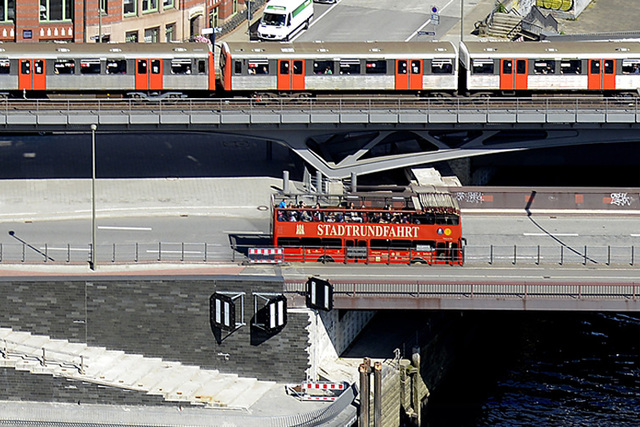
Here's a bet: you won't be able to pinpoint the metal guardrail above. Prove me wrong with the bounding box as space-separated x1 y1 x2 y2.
1 337 85 374
0 242 638 267
284 280 640 301
0 96 639 121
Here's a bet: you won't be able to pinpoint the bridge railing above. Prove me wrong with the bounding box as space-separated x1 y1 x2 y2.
0 242 637 267
0 97 638 117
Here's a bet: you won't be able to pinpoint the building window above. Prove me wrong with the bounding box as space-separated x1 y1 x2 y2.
124 0 136 16
0 0 15 22
163 0 173 8
165 23 175 42
125 30 138 42
100 0 108 15
40 0 73 21
232 0 238 14
142 0 158 13
209 7 219 28
144 26 159 42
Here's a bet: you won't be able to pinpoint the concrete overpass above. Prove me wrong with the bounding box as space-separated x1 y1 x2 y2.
3 97 640 179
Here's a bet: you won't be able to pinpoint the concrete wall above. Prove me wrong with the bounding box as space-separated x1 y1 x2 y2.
0 277 310 383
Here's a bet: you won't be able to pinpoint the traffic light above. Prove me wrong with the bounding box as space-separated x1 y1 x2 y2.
306 277 333 311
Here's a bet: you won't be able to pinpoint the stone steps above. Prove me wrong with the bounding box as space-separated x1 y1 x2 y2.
0 327 275 409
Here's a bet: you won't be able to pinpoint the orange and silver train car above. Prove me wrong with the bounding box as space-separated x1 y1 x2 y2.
460 41 640 94
219 41 458 95
0 42 215 97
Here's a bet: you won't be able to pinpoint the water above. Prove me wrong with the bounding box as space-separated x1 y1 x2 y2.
426 312 640 426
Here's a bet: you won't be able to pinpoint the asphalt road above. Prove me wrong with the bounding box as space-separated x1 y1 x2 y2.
2 213 639 266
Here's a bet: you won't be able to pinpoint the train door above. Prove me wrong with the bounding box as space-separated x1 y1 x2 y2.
135 58 163 91
588 59 616 90
277 59 305 91
500 58 528 90
395 59 423 90
345 239 368 263
18 59 46 91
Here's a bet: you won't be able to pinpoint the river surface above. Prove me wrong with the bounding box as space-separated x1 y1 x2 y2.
426 312 640 426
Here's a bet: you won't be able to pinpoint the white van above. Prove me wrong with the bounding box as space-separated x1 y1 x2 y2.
257 0 313 41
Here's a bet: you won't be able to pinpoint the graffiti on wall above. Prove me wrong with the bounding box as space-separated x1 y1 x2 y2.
537 0 573 11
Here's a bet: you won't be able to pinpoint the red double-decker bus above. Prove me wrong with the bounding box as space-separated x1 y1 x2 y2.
272 192 464 265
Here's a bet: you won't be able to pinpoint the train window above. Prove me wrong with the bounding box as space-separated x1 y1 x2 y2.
516 59 527 74
365 60 387 74
533 60 555 74
397 60 407 75
293 60 303 75
314 61 334 75
171 59 192 74
34 60 44 75
280 61 290 75
54 60 75 74
20 60 30 75
472 59 494 74
151 60 161 74
431 59 453 74
0 60 9 75
590 60 600 74
339 59 360 75
622 59 640 74
80 59 101 74
604 60 614 74
560 59 581 74
197 60 206 74
106 60 127 75
502 60 512 75
248 61 269 74
411 60 421 74
137 60 147 74
234 60 242 74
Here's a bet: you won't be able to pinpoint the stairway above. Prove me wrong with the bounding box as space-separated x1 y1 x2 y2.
486 12 523 39
0 327 276 409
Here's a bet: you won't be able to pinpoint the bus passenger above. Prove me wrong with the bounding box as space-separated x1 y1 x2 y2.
301 210 312 222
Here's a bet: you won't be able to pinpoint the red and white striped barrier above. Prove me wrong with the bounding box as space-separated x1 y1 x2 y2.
302 382 347 391
248 248 284 264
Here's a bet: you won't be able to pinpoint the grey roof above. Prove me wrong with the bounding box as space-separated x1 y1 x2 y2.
463 40 640 57
0 42 212 59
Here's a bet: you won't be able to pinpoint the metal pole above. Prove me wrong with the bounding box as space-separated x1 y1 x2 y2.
98 0 102 42
460 0 464 42
373 362 382 427
90 124 97 270
359 362 370 427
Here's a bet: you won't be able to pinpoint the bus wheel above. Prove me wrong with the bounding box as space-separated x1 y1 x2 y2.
317 256 334 264
410 258 426 265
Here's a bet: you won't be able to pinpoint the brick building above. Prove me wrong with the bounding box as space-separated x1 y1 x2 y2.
0 0 248 43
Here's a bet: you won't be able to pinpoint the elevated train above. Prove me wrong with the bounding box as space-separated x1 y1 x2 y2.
1 39 640 98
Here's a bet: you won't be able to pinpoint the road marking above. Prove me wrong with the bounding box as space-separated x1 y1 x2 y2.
523 233 578 237
631 234 640 237
406 0 455 42
98 226 152 231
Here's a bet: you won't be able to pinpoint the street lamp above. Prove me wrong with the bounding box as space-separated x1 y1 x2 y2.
460 0 464 42
90 124 97 270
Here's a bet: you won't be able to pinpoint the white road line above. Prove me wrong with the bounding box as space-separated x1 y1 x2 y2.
98 226 152 231
405 0 455 42
523 233 579 237
631 234 640 237
290 1 339 42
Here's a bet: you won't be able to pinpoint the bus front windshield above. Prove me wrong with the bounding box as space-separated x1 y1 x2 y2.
262 13 286 26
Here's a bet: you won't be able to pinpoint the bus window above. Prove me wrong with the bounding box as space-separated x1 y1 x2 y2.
322 238 342 248
390 240 411 249
301 238 321 248
370 239 390 250
413 213 435 224
413 240 435 251
277 237 300 247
